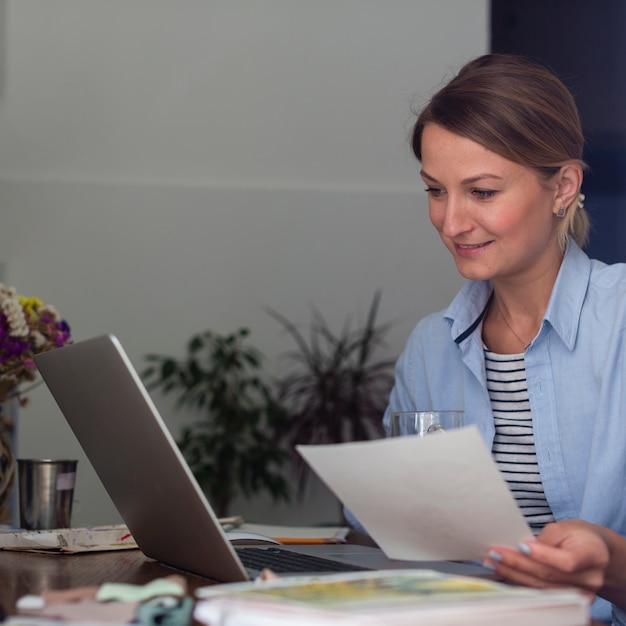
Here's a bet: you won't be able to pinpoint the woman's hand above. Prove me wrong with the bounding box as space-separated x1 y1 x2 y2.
483 520 610 601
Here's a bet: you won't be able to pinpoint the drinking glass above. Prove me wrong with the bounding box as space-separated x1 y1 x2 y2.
389 411 464 437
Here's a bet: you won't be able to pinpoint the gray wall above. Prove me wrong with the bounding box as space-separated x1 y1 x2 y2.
0 1 487 526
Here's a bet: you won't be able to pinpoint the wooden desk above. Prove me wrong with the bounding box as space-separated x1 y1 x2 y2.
0 548 211 620
0 533 375 619
0 546 602 625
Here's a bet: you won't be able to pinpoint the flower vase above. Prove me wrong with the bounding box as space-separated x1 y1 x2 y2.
0 281 73 523
0 427 16 525
0 396 17 525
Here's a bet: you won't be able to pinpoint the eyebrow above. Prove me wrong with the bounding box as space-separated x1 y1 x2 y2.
420 170 504 185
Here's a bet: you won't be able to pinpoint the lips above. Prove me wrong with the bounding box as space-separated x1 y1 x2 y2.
457 242 491 249
453 240 494 258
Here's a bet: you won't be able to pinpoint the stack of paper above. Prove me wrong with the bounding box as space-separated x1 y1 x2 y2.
194 569 590 626
0 524 138 553
237 523 350 544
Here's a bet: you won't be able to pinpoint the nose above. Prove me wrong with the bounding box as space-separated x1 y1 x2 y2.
432 194 471 238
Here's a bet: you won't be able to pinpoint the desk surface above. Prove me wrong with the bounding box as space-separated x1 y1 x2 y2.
0 548 211 619
0 546 601 625
0 529 375 619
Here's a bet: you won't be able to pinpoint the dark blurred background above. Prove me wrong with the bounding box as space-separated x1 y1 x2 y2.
491 0 626 263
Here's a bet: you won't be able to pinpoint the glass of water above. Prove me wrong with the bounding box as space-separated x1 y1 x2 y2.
389 411 464 437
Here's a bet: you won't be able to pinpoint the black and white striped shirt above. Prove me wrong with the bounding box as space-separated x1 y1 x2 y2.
485 349 555 532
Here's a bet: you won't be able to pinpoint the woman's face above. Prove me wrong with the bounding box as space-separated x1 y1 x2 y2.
420 123 562 284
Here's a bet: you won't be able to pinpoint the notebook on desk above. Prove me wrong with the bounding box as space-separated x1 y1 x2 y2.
33 334 489 583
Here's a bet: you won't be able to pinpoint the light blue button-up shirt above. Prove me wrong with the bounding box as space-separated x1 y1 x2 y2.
361 241 626 624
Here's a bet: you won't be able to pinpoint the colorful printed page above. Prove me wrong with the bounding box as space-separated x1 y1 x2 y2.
195 569 589 626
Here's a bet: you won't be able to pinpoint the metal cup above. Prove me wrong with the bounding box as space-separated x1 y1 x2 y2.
17 459 78 530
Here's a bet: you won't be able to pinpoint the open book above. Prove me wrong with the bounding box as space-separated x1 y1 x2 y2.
0 525 138 553
194 569 589 626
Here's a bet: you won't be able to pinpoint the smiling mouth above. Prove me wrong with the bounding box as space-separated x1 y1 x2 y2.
456 242 491 249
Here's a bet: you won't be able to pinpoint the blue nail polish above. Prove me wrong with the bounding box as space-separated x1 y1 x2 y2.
518 542 531 555
487 550 503 562
482 561 497 571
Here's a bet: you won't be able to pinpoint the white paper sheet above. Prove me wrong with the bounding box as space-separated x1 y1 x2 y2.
297 426 533 561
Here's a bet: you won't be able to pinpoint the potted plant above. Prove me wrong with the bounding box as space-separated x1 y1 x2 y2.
142 328 291 517
268 290 395 497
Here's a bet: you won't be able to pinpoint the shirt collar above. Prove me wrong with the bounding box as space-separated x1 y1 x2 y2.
444 240 591 349
543 240 591 350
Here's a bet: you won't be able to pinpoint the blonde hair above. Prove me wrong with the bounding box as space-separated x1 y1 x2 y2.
412 54 589 251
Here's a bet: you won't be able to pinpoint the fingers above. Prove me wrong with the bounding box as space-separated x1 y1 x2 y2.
483 549 552 589
517 540 604 574
483 542 605 595
483 545 558 589
256 568 279 582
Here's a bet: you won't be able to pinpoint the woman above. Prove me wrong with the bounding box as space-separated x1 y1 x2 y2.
376 53 626 623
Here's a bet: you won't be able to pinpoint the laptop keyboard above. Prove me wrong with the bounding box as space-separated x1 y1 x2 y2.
236 547 372 574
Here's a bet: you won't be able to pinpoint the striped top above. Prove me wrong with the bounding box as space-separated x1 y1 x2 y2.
485 349 555 532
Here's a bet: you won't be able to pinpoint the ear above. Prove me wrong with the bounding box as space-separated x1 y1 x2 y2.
553 164 583 215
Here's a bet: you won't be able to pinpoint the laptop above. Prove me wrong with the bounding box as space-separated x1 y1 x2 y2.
33 334 489 583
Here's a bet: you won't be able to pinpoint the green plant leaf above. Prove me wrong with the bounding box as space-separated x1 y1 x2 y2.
268 290 395 498
142 327 291 517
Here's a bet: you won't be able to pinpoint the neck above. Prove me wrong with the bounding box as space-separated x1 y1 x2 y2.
482 291 547 354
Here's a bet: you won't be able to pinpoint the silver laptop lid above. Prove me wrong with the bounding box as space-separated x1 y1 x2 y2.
34 334 249 582
34 335 493 583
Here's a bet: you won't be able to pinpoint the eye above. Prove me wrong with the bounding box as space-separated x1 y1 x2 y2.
472 189 496 200
424 186 445 198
